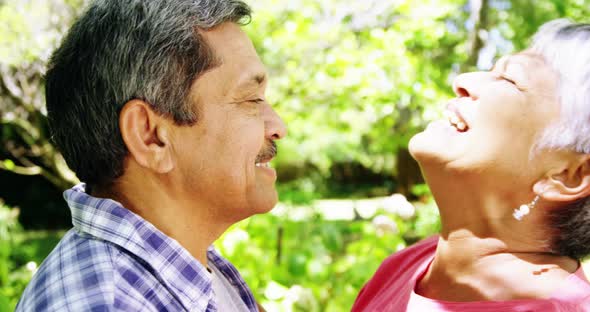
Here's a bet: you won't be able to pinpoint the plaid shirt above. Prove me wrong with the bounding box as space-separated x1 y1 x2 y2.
16 184 258 312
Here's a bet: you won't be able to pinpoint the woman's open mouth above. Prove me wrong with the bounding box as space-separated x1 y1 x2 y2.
444 104 470 133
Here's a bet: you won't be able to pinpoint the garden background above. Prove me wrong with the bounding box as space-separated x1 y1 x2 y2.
1 0 589 311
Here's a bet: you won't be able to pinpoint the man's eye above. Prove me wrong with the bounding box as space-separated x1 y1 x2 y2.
250 99 265 104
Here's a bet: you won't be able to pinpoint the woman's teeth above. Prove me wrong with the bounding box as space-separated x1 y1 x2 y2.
255 162 270 168
456 122 467 131
445 110 468 132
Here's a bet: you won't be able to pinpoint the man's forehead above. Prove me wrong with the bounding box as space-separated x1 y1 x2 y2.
193 23 266 98
201 22 258 59
214 56 267 96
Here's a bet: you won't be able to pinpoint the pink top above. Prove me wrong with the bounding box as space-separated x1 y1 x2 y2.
352 236 590 311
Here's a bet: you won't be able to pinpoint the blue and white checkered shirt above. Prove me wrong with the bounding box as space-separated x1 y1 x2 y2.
16 184 258 311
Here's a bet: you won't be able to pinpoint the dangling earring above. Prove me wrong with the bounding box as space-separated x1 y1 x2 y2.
513 195 541 221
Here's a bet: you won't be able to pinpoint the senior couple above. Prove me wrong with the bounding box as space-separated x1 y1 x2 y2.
16 0 590 311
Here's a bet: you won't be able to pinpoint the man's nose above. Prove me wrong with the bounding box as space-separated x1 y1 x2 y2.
263 104 287 140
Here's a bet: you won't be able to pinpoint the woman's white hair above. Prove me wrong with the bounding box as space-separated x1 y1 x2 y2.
532 19 590 153
530 19 590 260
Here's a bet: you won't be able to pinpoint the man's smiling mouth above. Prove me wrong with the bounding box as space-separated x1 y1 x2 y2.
255 140 277 168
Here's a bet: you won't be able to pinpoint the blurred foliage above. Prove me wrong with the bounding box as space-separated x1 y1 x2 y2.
0 201 64 311
247 0 464 179
1 0 590 311
0 202 23 312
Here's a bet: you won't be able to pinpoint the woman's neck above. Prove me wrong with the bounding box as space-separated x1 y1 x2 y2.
416 232 578 302
413 164 580 302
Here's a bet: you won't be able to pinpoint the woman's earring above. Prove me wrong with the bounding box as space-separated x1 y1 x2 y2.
513 195 541 221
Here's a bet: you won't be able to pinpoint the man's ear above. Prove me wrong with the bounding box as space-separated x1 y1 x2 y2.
119 100 174 174
534 155 590 202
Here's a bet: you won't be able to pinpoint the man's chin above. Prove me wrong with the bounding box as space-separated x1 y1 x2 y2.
247 190 278 214
256 197 279 214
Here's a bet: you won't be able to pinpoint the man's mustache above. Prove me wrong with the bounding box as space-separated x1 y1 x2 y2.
255 140 277 163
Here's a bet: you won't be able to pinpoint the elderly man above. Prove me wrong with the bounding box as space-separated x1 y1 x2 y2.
16 0 285 311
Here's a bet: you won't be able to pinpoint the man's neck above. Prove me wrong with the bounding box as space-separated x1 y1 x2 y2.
95 176 230 267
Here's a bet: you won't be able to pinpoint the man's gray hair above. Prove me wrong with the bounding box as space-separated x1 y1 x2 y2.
46 0 251 189
530 19 590 259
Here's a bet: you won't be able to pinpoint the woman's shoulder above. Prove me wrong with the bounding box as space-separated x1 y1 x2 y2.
374 235 438 280
385 235 439 263
549 267 590 311
351 235 439 311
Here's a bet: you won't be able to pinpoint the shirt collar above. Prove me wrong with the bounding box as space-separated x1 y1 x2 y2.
65 184 214 311
208 247 259 309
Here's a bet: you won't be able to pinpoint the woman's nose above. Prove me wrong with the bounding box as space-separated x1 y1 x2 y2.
452 72 482 100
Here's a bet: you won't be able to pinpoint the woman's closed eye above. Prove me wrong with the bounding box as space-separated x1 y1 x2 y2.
501 75 517 85
499 74 528 92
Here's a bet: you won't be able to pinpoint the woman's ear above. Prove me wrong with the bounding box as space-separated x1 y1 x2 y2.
534 155 590 202
119 99 174 174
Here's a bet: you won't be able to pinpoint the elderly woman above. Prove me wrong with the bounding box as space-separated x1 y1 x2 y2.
353 20 590 311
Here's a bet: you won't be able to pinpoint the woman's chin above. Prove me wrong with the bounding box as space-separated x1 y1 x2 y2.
409 132 444 163
408 133 424 158
409 132 462 170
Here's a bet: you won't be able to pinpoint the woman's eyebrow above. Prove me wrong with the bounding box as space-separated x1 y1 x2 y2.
491 56 510 71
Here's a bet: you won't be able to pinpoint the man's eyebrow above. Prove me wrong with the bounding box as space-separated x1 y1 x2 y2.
253 73 266 84
237 73 267 89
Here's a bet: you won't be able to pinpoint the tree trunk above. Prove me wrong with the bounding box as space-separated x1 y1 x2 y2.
461 0 490 72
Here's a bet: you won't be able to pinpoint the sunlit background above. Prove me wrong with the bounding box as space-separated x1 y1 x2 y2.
1 0 589 311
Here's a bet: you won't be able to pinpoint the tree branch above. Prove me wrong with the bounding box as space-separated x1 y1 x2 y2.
0 160 42 176
1 117 40 143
